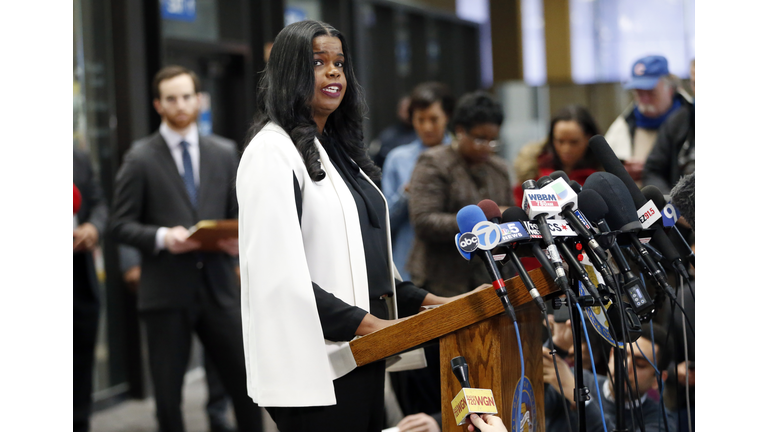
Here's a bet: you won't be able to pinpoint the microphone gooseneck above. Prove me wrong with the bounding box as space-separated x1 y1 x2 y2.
479 200 546 313
457 205 517 322
521 180 570 294
642 184 695 271
583 172 677 302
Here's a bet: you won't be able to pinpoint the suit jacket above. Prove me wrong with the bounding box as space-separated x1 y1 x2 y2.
109 131 240 311
74 149 108 301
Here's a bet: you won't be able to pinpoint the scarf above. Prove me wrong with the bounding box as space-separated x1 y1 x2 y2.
634 97 681 130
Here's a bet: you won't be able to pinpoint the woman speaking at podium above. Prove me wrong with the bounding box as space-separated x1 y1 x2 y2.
236 20 455 431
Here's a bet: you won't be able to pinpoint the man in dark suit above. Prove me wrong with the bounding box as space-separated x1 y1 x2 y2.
74 148 108 432
110 65 261 432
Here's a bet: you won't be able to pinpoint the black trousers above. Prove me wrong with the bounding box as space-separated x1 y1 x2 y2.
390 343 441 418
74 255 99 432
204 352 232 428
266 298 389 432
141 286 262 432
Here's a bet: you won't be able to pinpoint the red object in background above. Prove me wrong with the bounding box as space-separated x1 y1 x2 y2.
74 183 82 215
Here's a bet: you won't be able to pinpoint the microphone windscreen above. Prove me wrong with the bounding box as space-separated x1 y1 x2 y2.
477 199 502 222
578 189 609 224
641 185 668 223
501 206 530 223
642 184 685 262
569 180 582 193
74 183 82 215
588 135 646 209
550 170 570 183
457 205 488 234
583 172 641 232
670 173 695 230
536 175 553 188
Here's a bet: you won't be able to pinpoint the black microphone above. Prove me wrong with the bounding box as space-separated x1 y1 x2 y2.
569 179 582 194
537 174 623 299
582 172 677 301
521 180 570 293
479 200 546 313
642 185 695 269
579 188 655 317
589 135 688 277
501 207 558 282
449 356 499 426
451 356 472 389
547 171 609 263
670 172 695 231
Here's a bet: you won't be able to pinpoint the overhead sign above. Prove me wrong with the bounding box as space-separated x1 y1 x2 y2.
161 0 196 22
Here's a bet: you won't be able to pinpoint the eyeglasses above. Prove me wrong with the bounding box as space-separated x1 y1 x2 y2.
464 133 500 150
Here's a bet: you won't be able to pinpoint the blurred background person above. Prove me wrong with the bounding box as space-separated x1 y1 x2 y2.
382 82 454 281
513 104 602 205
408 89 512 296
390 90 510 423
118 245 236 432
371 94 418 168
604 55 692 184
73 149 108 432
543 323 676 432
109 65 261 432
643 58 695 195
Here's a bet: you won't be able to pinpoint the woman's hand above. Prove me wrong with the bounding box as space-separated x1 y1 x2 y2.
421 285 491 308
396 413 439 432
354 313 403 336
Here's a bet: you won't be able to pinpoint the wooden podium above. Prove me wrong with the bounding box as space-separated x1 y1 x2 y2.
350 268 561 431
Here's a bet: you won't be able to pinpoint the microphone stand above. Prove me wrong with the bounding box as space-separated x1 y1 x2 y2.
555 239 592 432
560 285 588 432
600 239 647 432
574 235 635 432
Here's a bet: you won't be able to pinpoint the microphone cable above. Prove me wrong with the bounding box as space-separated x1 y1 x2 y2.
615 272 645 432
543 311 575 432
574 300 608 432
562 286 611 432
678 276 693 432
632 247 695 336
513 319 525 432
634 323 672 432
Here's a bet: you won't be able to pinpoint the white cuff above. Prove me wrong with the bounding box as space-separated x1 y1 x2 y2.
155 227 169 253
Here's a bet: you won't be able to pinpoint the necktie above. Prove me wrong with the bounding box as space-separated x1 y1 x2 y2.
180 141 197 208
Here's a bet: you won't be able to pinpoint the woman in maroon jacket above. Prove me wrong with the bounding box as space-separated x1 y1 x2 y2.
513 104 603 204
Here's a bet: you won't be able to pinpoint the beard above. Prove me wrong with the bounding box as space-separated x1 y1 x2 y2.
165 107 199 131
636 103 660 117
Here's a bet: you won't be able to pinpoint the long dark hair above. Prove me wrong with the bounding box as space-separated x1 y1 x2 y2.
539 104 601 171
245 20 378 182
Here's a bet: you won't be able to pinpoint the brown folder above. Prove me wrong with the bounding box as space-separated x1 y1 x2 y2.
186 219 238 251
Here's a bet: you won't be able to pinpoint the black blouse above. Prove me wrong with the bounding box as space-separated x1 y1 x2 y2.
310 137 429 342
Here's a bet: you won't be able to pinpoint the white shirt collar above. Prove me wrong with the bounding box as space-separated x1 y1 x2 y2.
160 121 199 150
159 121 200 186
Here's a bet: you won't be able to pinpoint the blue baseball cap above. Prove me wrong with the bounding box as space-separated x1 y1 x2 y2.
624 55 669 90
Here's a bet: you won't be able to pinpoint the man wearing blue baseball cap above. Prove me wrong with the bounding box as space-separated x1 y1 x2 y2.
604 55 692 184
644 59 695 196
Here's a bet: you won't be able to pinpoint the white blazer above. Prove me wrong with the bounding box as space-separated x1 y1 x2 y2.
237 122 400 407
